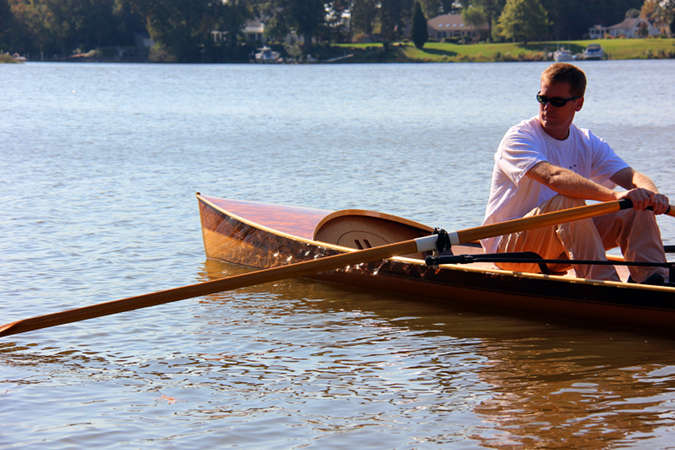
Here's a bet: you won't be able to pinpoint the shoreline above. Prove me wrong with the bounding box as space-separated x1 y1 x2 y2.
334 38 675 64
3 38 673 64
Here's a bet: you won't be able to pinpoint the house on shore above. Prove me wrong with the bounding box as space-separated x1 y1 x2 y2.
588 17 660 39
427 14 488 42
212 20 266 45
244 21 265 45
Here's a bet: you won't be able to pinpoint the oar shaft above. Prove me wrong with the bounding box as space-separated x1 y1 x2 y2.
454 200 628 244
0 238 424 337
456 201 675 243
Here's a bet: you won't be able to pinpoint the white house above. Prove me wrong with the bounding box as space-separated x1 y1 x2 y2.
244 21 265 44
212 20 266 44
589 17 660 39
588 25 606 39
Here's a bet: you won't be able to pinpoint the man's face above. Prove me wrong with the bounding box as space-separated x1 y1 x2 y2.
537 80 584 140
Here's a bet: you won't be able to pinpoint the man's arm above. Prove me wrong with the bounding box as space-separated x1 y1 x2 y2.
526 163 670 214
610 167 657 191
526 161 619 201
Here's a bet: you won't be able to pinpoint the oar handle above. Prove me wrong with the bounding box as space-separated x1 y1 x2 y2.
623 196 674 217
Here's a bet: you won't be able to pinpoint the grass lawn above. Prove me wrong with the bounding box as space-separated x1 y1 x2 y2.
332 38 675 63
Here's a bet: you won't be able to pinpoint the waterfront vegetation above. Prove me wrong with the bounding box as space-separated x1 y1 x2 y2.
331 38 675 62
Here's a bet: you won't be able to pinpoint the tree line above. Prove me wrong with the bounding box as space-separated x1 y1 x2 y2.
1 0 669 62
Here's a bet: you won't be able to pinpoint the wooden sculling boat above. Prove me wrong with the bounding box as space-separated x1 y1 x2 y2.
197 193 675 334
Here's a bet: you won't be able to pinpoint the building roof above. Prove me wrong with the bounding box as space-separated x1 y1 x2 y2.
244 21 264 34
607 17 644 30
427 14 488 31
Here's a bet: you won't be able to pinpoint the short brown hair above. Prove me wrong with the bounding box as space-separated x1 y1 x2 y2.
541 63 587 97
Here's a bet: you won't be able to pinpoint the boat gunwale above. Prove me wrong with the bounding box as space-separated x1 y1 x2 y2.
197 193 355 253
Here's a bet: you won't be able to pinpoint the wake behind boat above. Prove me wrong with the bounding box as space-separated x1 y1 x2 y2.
197 193 675 335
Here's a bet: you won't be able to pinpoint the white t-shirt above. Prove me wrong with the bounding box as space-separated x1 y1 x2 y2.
481 117 628 253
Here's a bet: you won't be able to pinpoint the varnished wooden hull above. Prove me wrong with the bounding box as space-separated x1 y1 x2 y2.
197 193 675 335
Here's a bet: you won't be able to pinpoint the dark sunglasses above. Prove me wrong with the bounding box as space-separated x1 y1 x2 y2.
536 92 580 107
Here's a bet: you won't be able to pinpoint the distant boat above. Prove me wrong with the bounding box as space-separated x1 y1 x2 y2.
254 46 281 63
324 53 354 63
553 48 575 62
10 53 26 62
582 44 605 60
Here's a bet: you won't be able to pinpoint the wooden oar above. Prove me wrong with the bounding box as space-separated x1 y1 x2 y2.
0 198 659 338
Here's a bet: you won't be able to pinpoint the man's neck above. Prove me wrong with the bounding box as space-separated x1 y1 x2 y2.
540 122 570 141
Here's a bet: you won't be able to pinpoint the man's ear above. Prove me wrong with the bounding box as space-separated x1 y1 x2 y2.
575 97 584 112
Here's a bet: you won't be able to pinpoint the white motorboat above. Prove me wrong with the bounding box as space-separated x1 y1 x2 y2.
553 48 575 61
582 44 605 60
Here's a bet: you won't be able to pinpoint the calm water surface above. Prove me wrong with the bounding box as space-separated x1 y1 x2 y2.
1 61 674 448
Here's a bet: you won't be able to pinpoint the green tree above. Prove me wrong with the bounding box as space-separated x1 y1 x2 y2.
1 0 14 50
658 0 674 35
9 0 54 58
380 0 399 50
380 0 413 50
257 0 291 43
112 0 146 46
128 0 228 61
324 0 350 43
641 0 660 18
351 0 378 37
540 0 642 40
468 0 505 41
80 0 124 48
539 0 582 40
497 0 549 44
213 0 249 57
45 0 120 53
642 0 674 35
440 0 456 13
411 1 428 48
462 5 487 35
256 0 325 53
287 0 325 52
420 0 441 17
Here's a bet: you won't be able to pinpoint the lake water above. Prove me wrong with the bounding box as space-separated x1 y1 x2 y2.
1 60 674 448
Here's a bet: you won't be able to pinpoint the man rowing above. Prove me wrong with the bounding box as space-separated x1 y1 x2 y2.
481 62 670 285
